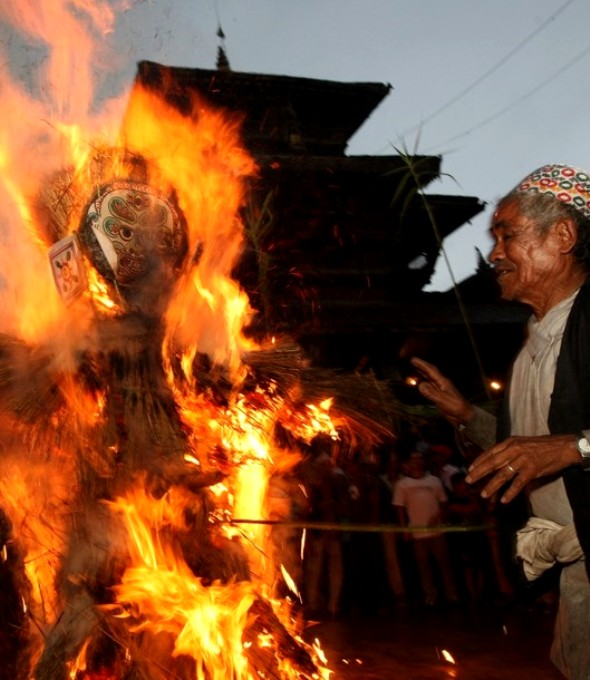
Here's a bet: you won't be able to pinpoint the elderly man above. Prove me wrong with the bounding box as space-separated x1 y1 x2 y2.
412 164 590 680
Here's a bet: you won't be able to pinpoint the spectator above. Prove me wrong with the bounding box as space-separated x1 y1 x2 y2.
341 448 384 615
377 445 407 608
429 442 466 494
300 435 350 619
447 471 498 605
393 439 459 607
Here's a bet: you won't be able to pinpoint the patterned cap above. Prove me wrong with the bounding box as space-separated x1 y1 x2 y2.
513 164 590 221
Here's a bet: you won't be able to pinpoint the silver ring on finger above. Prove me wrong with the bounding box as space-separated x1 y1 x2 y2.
506 464 516 475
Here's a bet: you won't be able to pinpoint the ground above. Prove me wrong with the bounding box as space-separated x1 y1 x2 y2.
304 601 563 680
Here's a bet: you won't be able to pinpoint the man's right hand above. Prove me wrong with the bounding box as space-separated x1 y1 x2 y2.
410 357 474 428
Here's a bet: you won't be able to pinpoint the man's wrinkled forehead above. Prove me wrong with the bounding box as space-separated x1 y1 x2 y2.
489 198 523 236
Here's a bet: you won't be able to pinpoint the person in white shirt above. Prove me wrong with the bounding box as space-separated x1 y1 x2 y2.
393 442 458 607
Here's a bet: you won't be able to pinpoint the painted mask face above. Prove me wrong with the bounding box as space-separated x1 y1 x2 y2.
81 181 187 286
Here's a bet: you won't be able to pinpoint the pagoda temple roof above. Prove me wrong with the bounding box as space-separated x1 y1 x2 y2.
129 61 520 393
136 60 391 156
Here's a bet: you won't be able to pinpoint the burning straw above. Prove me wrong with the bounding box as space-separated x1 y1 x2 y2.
0 4 396 679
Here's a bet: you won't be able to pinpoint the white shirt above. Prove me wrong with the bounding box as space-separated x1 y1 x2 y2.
393 473 447 540
510 289 579 526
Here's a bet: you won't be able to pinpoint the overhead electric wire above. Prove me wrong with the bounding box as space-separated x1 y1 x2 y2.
426 41 590 153
415 30 590 390
392 0 576 147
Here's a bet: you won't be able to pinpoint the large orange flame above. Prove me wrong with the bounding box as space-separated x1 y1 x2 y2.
0 3 337 678
116 82 259 375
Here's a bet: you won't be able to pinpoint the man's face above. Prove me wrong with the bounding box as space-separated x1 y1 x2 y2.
406 451 425 479
489 199 564 307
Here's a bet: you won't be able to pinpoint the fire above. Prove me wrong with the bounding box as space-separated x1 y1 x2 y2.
286 398 341 444
280 564 302 601
0 3 338 678
120 83 259 375
441 649 455 663
0 427 75 637
105 485 259 680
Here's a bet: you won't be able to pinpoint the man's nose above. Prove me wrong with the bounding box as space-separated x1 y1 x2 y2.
489 241 503 263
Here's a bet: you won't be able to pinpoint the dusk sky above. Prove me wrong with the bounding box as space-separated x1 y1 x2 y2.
3 0 590 290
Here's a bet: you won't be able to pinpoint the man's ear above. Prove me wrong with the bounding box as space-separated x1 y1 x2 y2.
554 217 578 254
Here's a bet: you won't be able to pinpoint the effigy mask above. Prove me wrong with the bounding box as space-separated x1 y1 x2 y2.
80 180 187 287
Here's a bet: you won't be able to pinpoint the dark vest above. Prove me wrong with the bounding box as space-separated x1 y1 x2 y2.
547 279 590 578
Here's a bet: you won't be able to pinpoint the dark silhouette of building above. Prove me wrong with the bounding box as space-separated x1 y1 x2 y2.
132 61 527 404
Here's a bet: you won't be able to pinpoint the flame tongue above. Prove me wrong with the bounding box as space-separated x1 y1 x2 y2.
0 3 335 678
106 485 257 680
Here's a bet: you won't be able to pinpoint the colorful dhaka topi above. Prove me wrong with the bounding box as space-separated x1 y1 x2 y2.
512 164 590 221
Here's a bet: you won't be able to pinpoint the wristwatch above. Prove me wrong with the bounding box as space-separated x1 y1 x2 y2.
576 430 590 470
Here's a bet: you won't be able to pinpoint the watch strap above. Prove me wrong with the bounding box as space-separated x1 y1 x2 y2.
578 430 590 470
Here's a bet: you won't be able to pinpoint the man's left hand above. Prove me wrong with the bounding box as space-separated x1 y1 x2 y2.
466 434 580 503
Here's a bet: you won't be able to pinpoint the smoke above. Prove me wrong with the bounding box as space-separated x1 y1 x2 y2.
0 2 134 356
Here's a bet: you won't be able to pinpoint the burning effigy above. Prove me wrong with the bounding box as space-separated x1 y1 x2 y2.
0 137 331 678
0 3 395 679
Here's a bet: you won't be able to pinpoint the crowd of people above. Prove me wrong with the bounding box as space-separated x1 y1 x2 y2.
270 425 523 621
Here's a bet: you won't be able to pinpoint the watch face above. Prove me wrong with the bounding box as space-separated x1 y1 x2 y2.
578 437 590 455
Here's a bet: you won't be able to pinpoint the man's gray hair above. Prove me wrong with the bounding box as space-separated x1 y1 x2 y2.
499 191 590 269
